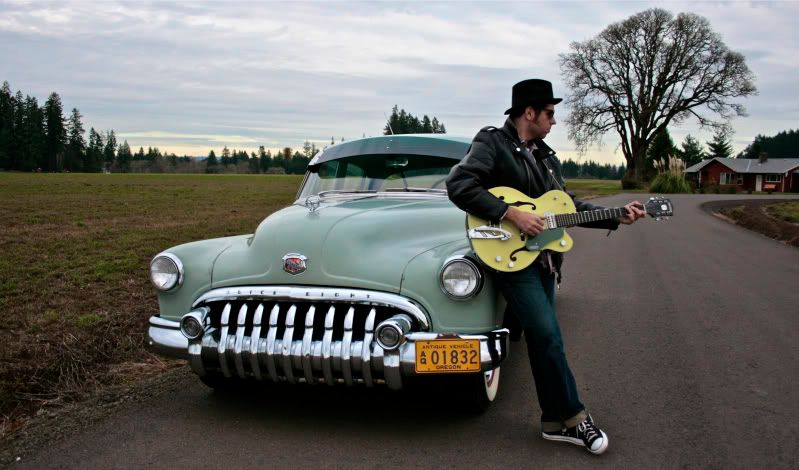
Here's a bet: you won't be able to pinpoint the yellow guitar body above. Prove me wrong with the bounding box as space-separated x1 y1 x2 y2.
466 187 575 273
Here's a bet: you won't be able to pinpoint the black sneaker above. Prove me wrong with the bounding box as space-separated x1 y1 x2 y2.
542 415 609 455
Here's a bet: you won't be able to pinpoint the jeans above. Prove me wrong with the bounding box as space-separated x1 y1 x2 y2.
496 263 585 424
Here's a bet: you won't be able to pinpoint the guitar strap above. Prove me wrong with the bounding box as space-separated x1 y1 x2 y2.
537 151 565 192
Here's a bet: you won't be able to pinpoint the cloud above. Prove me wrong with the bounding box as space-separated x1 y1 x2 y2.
1 1 797 162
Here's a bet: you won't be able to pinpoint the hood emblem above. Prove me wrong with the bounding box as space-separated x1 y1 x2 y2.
282 253 307 275
305 196 321 212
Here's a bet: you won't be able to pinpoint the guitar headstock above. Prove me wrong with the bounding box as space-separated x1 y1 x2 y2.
644 196 673 219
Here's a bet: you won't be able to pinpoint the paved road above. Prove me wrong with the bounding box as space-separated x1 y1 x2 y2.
15 194 799 469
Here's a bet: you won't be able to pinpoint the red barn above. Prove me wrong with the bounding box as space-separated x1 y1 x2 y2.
685 156 799 193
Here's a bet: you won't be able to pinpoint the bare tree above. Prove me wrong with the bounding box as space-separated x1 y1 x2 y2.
560 8 756 187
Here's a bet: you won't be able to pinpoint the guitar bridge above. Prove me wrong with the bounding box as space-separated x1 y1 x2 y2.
467 225 512 241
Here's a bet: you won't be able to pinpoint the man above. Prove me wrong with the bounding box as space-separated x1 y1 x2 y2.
446 79 645 455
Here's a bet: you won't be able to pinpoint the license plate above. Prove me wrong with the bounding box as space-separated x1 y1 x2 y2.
415 339 481 373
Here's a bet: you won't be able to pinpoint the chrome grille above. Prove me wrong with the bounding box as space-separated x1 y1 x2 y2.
188 296 421 387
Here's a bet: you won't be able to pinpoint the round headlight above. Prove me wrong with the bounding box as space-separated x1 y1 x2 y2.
440 257 483 300
150 253 183 292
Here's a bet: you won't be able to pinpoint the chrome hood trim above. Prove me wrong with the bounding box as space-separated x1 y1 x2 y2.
191 285 430 330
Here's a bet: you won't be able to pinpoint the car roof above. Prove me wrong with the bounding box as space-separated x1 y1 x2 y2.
309 134 472 167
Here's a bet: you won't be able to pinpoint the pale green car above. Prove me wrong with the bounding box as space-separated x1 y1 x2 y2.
146 134 509 409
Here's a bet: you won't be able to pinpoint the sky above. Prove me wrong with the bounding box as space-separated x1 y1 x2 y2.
1 0 797 164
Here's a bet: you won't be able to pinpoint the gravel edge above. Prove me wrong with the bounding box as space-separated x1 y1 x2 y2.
0 366 193 468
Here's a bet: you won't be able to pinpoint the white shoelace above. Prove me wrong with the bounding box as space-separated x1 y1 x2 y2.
578 420 599 442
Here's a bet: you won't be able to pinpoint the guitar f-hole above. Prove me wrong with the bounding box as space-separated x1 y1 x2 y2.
510 247 527 259
498 195 536 210
509 201 536 209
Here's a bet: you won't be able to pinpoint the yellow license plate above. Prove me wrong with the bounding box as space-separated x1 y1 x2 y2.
415 339 481 373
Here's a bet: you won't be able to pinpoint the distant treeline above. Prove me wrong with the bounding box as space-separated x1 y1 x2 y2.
0 81 324 174
0 81 623 178
383 105 446 135
738 129 799 159
560 158 626 180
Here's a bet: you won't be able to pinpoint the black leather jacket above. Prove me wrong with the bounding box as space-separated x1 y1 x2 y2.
446 118 620 231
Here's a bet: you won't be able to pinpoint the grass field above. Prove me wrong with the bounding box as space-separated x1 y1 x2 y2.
767 201 799 224
0 173 302 434
0 173 622 435
562 178 626 199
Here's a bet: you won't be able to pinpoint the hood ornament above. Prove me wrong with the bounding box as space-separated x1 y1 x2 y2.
282 253 307 275
305 195 321 212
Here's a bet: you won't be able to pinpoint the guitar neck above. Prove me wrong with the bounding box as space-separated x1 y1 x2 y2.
553 207 628 228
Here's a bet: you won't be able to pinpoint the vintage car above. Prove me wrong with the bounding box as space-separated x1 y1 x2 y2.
146 134 509 409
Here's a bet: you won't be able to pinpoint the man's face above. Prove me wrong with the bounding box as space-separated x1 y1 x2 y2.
527 105 556 140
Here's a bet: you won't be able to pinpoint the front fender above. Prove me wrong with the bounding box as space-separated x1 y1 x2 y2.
400 239 505 333
154 235 248 319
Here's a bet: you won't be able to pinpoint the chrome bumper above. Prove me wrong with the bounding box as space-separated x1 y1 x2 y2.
147 315 508 390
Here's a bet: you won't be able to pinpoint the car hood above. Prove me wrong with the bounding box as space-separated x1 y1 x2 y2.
211 196 466 293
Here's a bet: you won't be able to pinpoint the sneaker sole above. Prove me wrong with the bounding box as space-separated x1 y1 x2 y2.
541 431 609 455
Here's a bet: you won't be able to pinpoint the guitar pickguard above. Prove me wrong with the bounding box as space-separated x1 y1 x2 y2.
511 227 567 259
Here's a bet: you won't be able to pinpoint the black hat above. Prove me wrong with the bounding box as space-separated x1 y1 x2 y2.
504 79 562 115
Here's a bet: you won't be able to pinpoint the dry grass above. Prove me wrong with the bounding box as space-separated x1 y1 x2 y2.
766 201 799 224
563 178 628 199
720 202 799 247
0 173 301 436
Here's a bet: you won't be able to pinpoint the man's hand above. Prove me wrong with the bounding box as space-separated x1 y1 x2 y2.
505 206 545 235
619 201 646 225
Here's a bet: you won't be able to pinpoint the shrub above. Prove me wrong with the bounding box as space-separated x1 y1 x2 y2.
650 173 693 193
650 156 693 193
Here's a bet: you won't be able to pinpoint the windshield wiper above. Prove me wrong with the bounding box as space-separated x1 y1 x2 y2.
317 189 378 197
383 187 447 193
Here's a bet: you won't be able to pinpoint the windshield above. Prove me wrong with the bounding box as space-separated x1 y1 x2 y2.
298 154 456 198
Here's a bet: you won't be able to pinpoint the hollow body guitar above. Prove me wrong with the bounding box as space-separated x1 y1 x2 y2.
466 187 672 273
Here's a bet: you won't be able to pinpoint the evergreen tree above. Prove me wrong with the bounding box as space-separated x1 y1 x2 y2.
646 128 677 180
281 147 293 172
64 108 85 171
0 82 16 169
258 146 271 172
678 135 705 167
205 149 218 173
706 129 733 159
116 140 132 172
103 129 117 166
422 115 433 133
221 146 231 166
248 153 260 173
561 159 579 178
85 128 104 172
134 146 145 160
432 117 446 134
20 95 46 171
289 152 310 174
44 92 66 171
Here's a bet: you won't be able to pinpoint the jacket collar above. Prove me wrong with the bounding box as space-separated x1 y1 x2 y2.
500 118 556 159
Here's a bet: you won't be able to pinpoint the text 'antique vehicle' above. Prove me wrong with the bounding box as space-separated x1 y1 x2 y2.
146 134 509 410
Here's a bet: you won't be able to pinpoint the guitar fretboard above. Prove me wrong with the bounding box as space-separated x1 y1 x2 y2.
554 207 628 228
